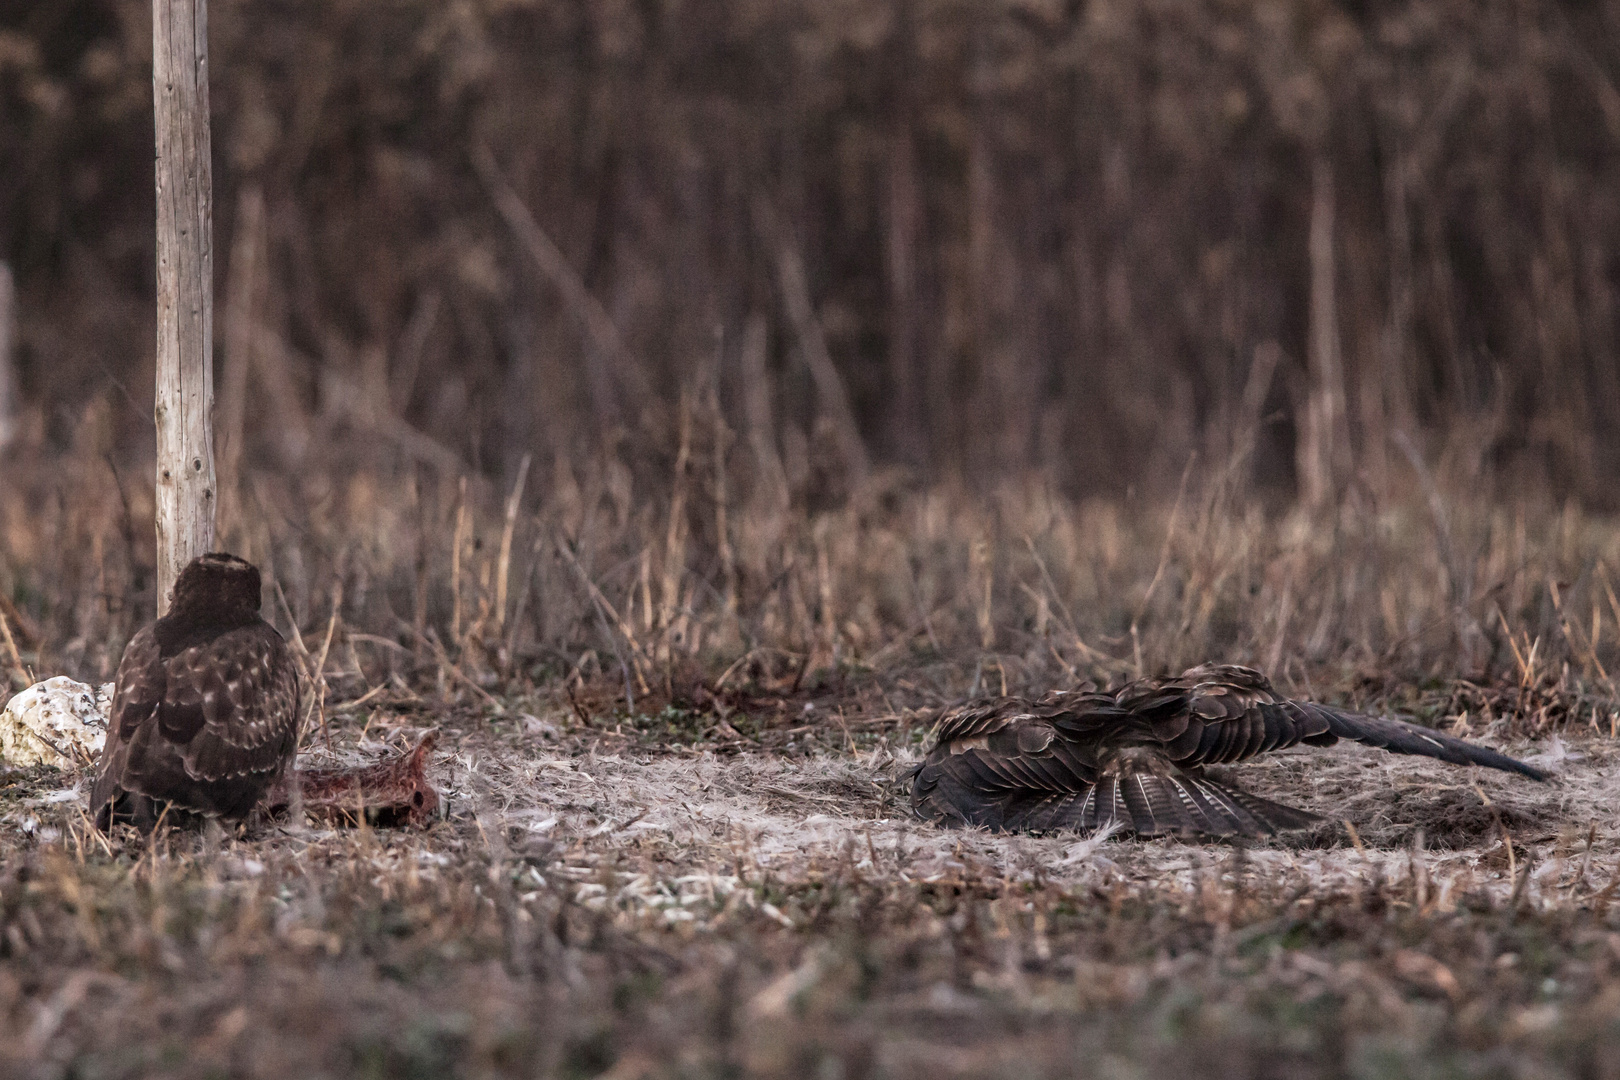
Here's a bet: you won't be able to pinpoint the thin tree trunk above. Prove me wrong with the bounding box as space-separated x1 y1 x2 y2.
740 312 788 512
967 45 999 468
755 199 870 485
153 0 216 612
219 182 263 541
885 8 924 468
0 262 14 450
1374 141 1417 495
886 117 923 467
1299 154 1349 508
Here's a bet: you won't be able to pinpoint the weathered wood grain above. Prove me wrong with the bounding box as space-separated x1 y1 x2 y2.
153 0 216 613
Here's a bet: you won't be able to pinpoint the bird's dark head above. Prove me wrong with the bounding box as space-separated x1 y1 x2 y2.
168 552 263 623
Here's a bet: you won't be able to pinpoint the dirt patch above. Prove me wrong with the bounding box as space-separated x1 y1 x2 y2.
0 698 1617 1079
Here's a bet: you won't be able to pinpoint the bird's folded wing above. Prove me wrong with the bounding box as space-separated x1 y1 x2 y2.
89 626 163 816
160 624 301 782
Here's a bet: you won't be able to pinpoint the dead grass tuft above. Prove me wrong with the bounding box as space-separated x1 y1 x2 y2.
5 443 1620 1075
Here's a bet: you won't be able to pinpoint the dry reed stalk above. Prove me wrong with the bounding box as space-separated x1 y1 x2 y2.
660 389 693 654
451 476 468 648
637 548 654 635
1022 537 1104 667
972 537 994 652
306 582 343 750
474 557 494 641
1230 343 1281 481
785 548 814 658
503 531 544 670
271 579 312 666
1549 577 1616 698
0 607 24 685
710 361 740 648
411 467 428 655
815 522 838 664
0 594 37 650
1133 456 1195 674
495 453 532 632
1409 829 1429 913
739 314 789 523
1598 563 1620 648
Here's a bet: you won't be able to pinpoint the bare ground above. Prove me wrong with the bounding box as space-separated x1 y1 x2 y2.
2 681 1618 1080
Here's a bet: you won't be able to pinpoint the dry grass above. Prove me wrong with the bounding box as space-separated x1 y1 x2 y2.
3 443 1620 1077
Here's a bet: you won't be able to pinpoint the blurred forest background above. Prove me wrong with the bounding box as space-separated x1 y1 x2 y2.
4 0 1620 695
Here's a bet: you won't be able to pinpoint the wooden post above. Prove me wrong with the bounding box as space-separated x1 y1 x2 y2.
152 0 216 612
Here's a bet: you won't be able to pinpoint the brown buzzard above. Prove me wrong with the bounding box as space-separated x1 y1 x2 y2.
911 664 1547 838
91 553 300 830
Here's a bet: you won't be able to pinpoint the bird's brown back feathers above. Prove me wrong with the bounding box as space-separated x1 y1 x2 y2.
91 553 300 829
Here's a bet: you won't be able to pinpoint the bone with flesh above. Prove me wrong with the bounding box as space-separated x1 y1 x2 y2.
265 732 442 828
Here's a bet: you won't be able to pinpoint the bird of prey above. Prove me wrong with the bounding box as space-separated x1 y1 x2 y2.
910 664 1547 837
91 553 300 830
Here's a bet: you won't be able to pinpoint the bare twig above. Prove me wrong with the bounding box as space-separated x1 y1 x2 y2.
556 538 649 707
399 621 505 714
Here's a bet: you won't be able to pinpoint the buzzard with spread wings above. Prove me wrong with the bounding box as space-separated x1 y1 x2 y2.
91 553 300 830
911 664 1547 837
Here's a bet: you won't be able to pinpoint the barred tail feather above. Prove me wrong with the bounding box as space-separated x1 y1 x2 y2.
1072 774 1321 837
911 759 1323 837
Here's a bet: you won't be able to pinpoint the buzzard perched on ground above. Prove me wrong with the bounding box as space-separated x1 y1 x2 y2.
91 553 300 830
911 664 1547 838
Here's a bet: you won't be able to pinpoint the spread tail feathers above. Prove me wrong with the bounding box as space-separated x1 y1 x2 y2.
912 766 1322 837
1062 774 1321 836
1322 709 1548 780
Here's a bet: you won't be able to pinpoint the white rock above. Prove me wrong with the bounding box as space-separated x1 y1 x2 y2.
0 676 112 768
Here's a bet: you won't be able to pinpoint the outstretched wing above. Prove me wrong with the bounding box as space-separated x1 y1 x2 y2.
930 687 1135 746
1124 665 1546 779
913 691 1128 831
1313 707 1547 779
